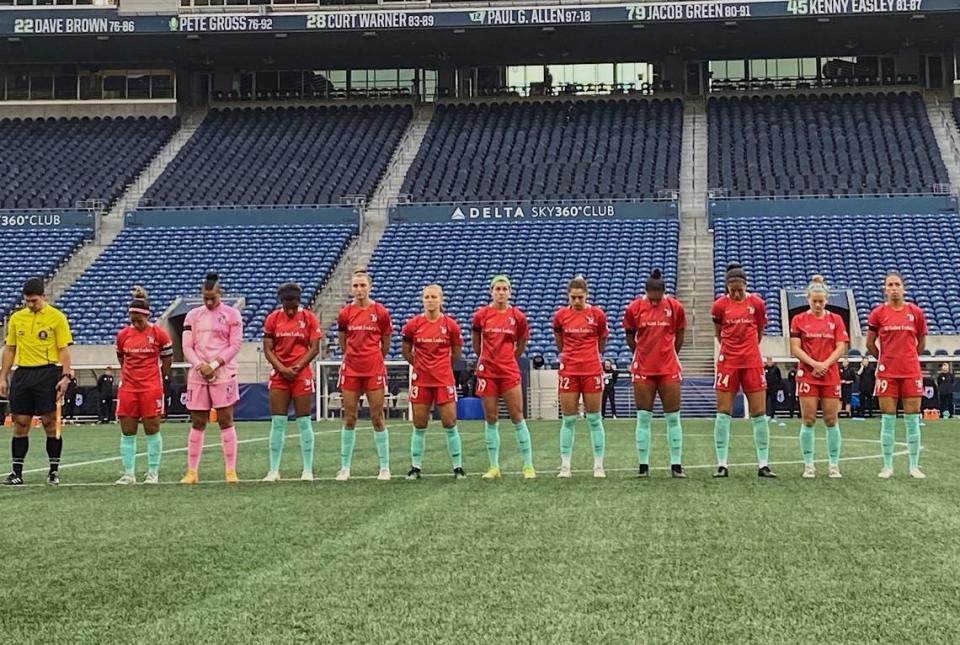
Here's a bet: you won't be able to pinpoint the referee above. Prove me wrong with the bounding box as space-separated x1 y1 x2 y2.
0 277 74 486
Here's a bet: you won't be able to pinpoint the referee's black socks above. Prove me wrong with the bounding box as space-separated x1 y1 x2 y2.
46 436 62 474
12 436 28 477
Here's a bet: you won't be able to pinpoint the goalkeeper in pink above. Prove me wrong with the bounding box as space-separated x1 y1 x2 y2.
180 272 244 484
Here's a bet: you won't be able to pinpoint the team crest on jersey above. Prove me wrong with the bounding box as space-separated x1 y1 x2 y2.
180 393 188 405
148 334 156 345
827 322 835 331
907 313 915 322
38 330 48 340
218 314 227 325
586 316 595 325
509 318 516 326
747 306 755 315
298 320 306 329
440 325 448 334
665 308 672 317
370 314 378 322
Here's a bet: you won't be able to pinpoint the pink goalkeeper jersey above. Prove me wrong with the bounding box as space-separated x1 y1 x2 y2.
182 302 244 386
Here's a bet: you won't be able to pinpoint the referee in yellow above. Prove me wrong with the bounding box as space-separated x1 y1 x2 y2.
0 277 74 486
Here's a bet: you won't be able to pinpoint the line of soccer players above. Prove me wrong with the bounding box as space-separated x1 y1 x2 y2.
105 262 927 484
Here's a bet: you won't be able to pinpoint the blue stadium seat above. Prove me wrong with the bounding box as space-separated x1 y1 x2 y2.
0 229 85 319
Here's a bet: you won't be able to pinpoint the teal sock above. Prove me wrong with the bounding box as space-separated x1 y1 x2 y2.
826 424 841 466
411 428 427 468
800 424 815 466
560 415 577 459
714 413 732 466
269 414 286 472
586 412 605 459
485 422 501 468
374 430 390 470
514 420 533 468
146 432 162 474
905 413 921 470
635 410 652 465
752 415 771 466
340 427 356 470
445 426 463 469
120 434 136 475
296 416 314 472
880 414 896 470
665 411 683 465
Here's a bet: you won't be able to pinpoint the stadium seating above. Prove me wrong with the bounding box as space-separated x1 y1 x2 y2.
403 98 682 201
713 213 960 335
709 93 947 196
0 116 179 210
143 105 411 207
335 218 679 366
58 224 356 344
0 229 86 320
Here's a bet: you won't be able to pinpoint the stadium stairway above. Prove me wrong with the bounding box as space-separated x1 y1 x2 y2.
313 103 434 326
925 92 960 192
676 98 715 378
47 108 207 303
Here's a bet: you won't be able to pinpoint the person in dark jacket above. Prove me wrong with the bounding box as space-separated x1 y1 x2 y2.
786 366 799 418
602 359 619 419
97 367 115 423
840 358 856 418
937 362 955 418
63 373 78 421
857 357 876 418
764 357 782 420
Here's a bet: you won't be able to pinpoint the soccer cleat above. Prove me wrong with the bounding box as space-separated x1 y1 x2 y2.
671 464 687 479
757 466 777 479
115 473 137 486
262 470 281 483
47 471 60 487
335 468 351 482
3 472 23 486
406 467 422 481
522 465 537 480
557 464 572 479
828 465 842 479
593 465 606 479
802 464 816 479
377 468 392 481
878 467 894 479
909 468 926 480
481 467 501 480
143 471 159 485
453 467 466 480
713 466 729 478
637 464 650 478
300 470 314 482
179 470 199 485
225 470 240 484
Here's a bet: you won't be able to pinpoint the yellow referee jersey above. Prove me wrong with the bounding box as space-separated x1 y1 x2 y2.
5 304 74 367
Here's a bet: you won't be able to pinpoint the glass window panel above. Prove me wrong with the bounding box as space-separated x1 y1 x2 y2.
79 74 102 100
151 74 174 98
127 73 150 99
103 74 125 99
54 74 77 100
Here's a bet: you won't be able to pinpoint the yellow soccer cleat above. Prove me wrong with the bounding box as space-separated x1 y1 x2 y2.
179 470 199 485
481 466 501 480
225 470 240 484
522 465 537 480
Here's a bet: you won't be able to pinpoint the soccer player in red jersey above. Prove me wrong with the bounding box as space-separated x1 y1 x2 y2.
866 271 928 479
262 282 322 483
553 276 609 479
401 285 465 480
623 269 688 478
114 287 173 485
711 262 776 478
790 275 849 479
336 269 393 482
472 275 535 480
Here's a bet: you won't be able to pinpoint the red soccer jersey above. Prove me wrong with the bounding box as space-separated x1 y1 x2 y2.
553 305 608 376
264 307 322 367
790 311 850 384
711 294 766 369
402 314 463 386
867 303 927 378
337 301 393 377
623 295 687 376
116 324 173 392
472 305 530 380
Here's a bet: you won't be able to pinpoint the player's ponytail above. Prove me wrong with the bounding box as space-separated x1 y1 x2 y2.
567 274 589 293
203 271 221 292
645 268 665 294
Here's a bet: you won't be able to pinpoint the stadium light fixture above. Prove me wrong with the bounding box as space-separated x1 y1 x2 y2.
363 31 377 38
911 13 926 20
453 29 465 34
275 33 288 38
817 17 830 23
96 35 109 41
541 26 556 33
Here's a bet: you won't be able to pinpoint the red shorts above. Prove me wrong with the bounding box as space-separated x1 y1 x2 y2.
339 373 386 394
269 368 315 398
410 384 457 406
796 380 841 400
715 366 767 393
875 376 924 399
476 376 521 398
559 374 604 394
632 372 683 386
117 387 164 419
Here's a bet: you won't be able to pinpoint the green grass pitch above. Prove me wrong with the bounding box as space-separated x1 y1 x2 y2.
2 417 959 643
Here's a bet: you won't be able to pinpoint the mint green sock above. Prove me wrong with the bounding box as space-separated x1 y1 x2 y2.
146 432 162 474
374 430 390 470
296 416 314 472
905 413 921 470
714 413 732 465
411 428 427 468
635 410 652 465
800 424 815 466
340 427 356 470
826 424 841 466
586 412 605 459
269 414 286 472
880 414 896 469
560 415 577 459
445 426 463 469
514 419 533 468
120 434 136 475
664 411 683 465
485 422 500 468
752 415 771 466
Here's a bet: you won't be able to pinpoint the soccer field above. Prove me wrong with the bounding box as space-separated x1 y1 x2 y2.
2 417 959 643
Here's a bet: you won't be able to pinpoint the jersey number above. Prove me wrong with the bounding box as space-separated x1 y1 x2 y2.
560 377 571 390
477 379 487 393
877 379 889 394
798 382 811 395
410 386 419 400
715 374 730 388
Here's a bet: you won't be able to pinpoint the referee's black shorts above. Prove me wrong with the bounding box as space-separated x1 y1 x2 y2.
9 365 61 417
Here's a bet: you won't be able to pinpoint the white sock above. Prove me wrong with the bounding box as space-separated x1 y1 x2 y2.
594 456 604 469
758 460 769 469
561 456 572 469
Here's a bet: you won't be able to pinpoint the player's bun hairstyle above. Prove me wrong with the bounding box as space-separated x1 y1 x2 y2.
724 262 748 284
203 272 221 291
131 285 148 301
22 277 44 297
806 274 830 296
645 268 666 293
129 285 151 316
277 281 302 301
567 274 589 293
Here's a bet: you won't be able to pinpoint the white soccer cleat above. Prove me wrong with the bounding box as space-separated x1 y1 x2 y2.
909 468 927 480
593 466 607 479
301 470 314 482
557 464 572 479
377 468 392 481
115 473 136 486
335 468 351 482
828 465 842 479
262 470 281 483
143 471 159 485
802 464 816 479
878 467 894 479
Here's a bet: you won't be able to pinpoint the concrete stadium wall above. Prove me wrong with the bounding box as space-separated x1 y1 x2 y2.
0 100 177 120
